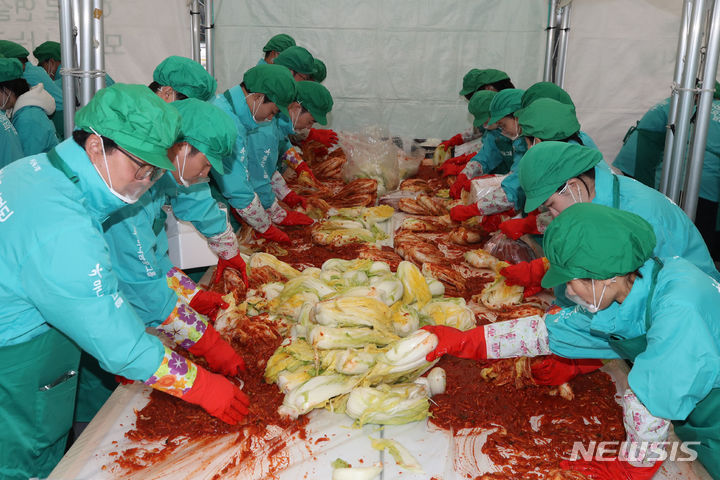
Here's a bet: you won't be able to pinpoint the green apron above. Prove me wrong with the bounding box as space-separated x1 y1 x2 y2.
607 258 720 477
634 128 666 188
493 134 514 174
0 329 81 479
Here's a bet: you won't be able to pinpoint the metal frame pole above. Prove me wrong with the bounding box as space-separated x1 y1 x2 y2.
661 0 694 193
667 0 706 203
204 0 215 76
78 0 93 107
59 0 76 138
543 0 559 82
556 3 572 88
190 0 201 63
682 0 720 219
92 0 106 93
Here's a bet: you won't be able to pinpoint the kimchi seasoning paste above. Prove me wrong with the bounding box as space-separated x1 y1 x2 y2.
429 357 624 478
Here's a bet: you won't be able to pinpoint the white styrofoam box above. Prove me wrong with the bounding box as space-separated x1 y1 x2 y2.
164 206 218 270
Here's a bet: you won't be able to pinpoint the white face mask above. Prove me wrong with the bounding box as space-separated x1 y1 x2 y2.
567 278 610 313
0 89 8 110
246 92 270 124
558 181 583 204
502 118 520 141
89 127 146 204
176 145 209 187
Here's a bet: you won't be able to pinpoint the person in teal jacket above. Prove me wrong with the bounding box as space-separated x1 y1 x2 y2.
501 141 720 302
613 95 720 258
0 84 248 480
150 55 216 102
0 109 23 168
424 204 720 477
247 81 333 227
0 40 63 114
258 33 296 65
210 63 297 243
0 57 58 155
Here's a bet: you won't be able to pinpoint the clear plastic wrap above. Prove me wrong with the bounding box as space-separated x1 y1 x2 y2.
483 231 538 264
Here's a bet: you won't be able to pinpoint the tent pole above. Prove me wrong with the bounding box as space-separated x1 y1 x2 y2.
204 0 214 76
682 0 720 219
543 0 559 82
667 0 706 203
661 0 694 194
92 0 106 93
556 3 572 88
190 0 201 63
78 0 93 107
59 0 76 138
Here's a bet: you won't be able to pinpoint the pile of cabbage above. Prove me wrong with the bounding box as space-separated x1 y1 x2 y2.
312 205 394 246
252 255 475 425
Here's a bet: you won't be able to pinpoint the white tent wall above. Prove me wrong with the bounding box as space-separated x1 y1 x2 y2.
213 0 548 139
0 0 190 87
565 0 681 162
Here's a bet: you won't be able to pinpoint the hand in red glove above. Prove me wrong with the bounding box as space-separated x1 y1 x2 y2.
212 254 248 287
283 190 308 209
439 133 464 149
560 457 663 480
450 202 481 222
531 355 603 385
189 290 230 323
438 153 475 177
181 367 250 425
294 162 318 183
258 225 291 243
307 128 338 147
499 214 541 240
500 258 550 298
279 210 314 226
188 323 247 376
421 325 487 361
449 174 472 199
480 211 514 233
115 375 134 385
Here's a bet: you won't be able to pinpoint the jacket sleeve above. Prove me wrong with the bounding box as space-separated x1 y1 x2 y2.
170 182 228 238
211 135 257 210
545 306 621 359
14 109 59 156
20 221 165 381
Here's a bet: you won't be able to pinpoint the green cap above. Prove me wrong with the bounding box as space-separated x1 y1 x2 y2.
519 142 602 212
33 41 61 63
312 58 327 83
153 56 217 101
542 203 656 287
273 46 315 75
521 81 575 109
171 98 236 174
468 90 497 127
263 33 296 53
75 83 181 170
517 98 580 141
459 68 510 96
296 81 333 125
0 57 23 82
487 88 524 125
0 40 29 59
243 63 297 116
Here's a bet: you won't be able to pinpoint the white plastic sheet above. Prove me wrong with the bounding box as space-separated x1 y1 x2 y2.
0 0 190 86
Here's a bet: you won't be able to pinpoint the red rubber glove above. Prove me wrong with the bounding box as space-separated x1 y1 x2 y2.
438 153 474 177
421 325 487 361
500 258 549 298
278 210 314 226
560 458 663 480
307 128 338 147
295 162 318 183
499 214 541 240
181 367 249 425
258 225 291 243
450 202 481 222
212 254 248 287
189 290 230 323
188 323 247 376
283 190 308 209
480 211 514 233
449 174 472 199
531 355 603 385
115 375 134 385
439 133 464 149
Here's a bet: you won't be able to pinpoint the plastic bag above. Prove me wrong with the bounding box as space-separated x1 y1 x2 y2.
483 231 537 264
338 126 401 196
468 174 506 204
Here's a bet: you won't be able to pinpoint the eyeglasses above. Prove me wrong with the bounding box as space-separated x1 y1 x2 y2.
116 146 165 181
